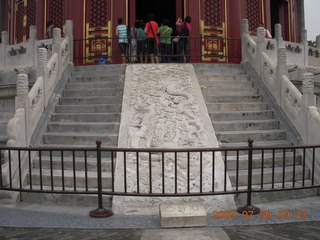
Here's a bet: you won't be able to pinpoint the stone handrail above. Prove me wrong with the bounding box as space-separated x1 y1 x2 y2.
242 19 319 145
1 20 73 187
242 19 320 182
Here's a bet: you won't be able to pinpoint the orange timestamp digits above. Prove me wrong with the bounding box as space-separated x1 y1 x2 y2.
211 210 308 220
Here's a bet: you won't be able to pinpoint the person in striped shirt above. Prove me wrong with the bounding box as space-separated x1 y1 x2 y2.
116 18 128 64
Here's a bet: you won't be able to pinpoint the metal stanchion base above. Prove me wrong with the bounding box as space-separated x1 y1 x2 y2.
237 205 260 214
89 208 113 218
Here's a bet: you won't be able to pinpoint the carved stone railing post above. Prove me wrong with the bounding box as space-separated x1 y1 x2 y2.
302 73 316 107
276 47 287 106
316 35 320 50
52 27 62 79
256 27 266 75
15 73 29 109
29 25 37 67
37 47 49 106
301 73 316 144
29 25 37 42
275 24 283 50
65 20 73 63
301 29 308 66
15 73 29 145
241 19 249 63
1 31 8 70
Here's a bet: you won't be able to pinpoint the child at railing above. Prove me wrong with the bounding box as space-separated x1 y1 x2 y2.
116 18 129 64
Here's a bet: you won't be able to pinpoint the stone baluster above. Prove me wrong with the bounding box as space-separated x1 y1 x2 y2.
52 27 61 50
52 27 62 80
276 47 287 106
1 31 8 70
65 20 73 62
302 73 316 107
29 25 37 42
275 24 283 50
15 73 29 109
241 19 249 63
1 31 8 44
256 27 266 76
301 73 316 144
37 47 49 106
301 29 308 66
316 35 320 50
29 25 37 67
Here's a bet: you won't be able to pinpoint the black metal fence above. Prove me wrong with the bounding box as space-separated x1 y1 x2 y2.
0 140 319 217
73 36 241 65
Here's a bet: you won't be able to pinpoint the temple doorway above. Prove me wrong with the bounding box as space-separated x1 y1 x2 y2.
270 0 289 40
135 0 177 29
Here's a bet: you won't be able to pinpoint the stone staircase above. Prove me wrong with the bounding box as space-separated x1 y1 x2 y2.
194 63 318 204
21 65 125 206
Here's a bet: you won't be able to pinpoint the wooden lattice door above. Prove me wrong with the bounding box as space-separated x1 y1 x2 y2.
83 0 112 64
200 0 227 63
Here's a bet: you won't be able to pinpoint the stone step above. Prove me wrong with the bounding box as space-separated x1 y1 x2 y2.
194 65 246 75
200 74 250 82
52 113 121 122
0 112 14 121
234 180 318 205
70 75 122 83
225 152 302 170
216 129 286 143
205 87 258 96
210 110 274 121
32 156 112 172
228 165 309 186
37 145 117 157
0 123 7 136
74 64 126 72
207 102 268 112
0 136 7 147
29 169 112 189
72 70 125 79
206 94 263 103
20 188 112 207
62 88 123 97
0 99 15 113
43 132 118 145
200 79 252 88
55 104 122 113
59 96 122 105
47 122 120 133
67 81 124 90
221 140 292 149
213 119 279 131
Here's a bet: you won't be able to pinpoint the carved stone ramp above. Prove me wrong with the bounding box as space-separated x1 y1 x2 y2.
113 64 236 215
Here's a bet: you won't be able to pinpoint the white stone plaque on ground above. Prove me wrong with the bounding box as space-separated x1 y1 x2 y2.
160 202 207 228
113 64 235 215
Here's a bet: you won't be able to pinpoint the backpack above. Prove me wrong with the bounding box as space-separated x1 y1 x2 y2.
180 23 189 37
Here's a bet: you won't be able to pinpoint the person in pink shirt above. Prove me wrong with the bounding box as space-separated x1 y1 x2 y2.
176 16 191 63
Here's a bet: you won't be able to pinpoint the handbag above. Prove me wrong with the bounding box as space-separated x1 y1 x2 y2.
149 22 160 47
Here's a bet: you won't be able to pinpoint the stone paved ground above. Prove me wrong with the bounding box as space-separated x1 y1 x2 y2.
0 196 319 239
0 222 320 240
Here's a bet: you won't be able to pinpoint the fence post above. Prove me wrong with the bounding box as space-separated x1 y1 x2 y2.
237 139 260 214
89 140 113 218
